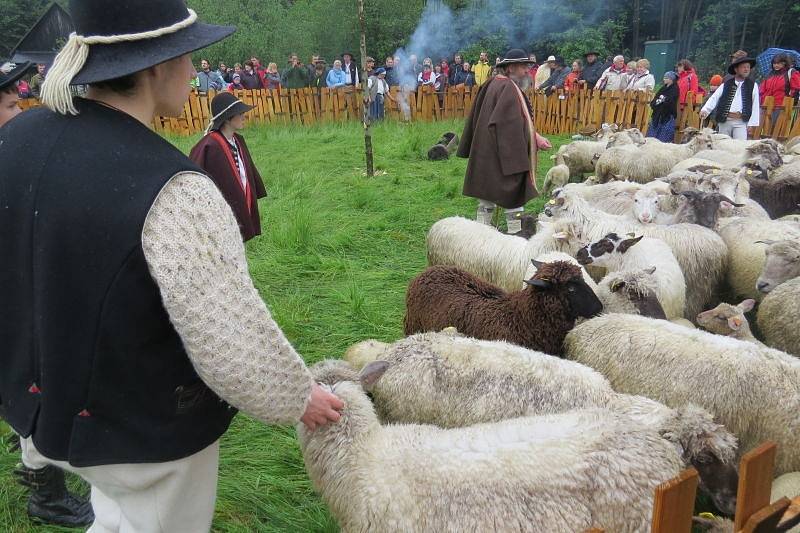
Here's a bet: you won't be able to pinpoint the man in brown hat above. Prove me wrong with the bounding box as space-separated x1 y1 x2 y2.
0 1 342 530
701 55 760 140
457 48 550 233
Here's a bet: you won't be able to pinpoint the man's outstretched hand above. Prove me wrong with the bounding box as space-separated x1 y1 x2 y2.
535 132 552 150
301 383 344 430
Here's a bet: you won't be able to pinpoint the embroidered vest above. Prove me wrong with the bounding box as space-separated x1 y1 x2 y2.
715 77 755 123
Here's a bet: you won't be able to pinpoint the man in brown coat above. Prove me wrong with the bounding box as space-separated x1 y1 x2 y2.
457 48 550 233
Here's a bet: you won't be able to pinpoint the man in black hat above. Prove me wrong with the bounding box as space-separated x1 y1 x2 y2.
579 51 606 89
0 1 343 530
0 59 96 529
540 56 571 96
700 56 760 140
189 92 267 242
0 61 29 127
458 48 550 234
342 51 360 86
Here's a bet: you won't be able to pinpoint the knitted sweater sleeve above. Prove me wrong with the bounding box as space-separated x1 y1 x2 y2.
141 171 313 425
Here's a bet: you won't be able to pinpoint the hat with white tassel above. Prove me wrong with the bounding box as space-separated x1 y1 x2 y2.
41 0 235 115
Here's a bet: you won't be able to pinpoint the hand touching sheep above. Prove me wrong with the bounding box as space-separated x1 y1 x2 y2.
301 383 344 430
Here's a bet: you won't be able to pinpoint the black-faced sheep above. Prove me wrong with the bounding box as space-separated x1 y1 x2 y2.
747 174 800 218
403 261 603 356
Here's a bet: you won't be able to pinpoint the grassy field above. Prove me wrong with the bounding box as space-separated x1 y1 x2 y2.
0 119 569 532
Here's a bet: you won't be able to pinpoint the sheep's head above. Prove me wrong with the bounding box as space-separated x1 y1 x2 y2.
632 188 661 223
747 138 784 168
543 192 566 217
601 267 667 319
524 260 603 319
680 126 700 144
740 160 770 180
660 404 739 517
696 300 755 335
756 240 800 293
689 132 715 153
674 190 743 228
344 340 391 369
576 232 643 267
692 515 734 533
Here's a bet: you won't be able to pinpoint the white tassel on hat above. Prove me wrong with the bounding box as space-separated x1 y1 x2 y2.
41 9 198 115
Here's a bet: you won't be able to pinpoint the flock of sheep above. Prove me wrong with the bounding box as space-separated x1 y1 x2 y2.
295 126 800 532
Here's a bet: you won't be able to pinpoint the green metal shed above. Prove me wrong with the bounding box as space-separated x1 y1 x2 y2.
644 40 678 79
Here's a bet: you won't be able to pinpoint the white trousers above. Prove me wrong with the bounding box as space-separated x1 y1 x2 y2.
717 118 748 140
21 437 220 533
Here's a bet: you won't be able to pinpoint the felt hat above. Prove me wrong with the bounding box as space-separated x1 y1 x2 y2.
727 56 756 75
497 49 535 67
0 61 32 91
342 52 354 60
207 91 253 133
584 51 600 58
41 0 235 115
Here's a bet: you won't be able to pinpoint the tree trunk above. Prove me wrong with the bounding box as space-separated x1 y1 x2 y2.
739 12 749 51
660 0 669 39
632 0 641 57
357 0 374 177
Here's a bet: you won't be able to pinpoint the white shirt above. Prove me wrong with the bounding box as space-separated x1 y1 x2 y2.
224 135 248 189
701 79 761 127
368 77 388 95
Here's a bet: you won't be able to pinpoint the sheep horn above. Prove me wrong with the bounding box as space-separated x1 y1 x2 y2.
754 240 777 246
524 278 551 289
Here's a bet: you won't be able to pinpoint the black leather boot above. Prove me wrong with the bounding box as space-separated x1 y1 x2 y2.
13 464 94 528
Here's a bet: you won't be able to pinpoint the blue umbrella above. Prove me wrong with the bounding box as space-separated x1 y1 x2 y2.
757 48 800 76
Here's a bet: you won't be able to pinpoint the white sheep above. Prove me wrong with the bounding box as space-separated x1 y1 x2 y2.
596 133 714 183
553 139 608 177
717 218 800 301
299 361 698 532
542 163 570 197
576 233 686 320
696 300 764 346
426 216 583 293
756 240 800 357
545 191 729 319
563 181 669 224
564 313 800 474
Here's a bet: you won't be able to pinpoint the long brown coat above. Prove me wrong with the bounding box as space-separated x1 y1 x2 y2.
457 76 539 208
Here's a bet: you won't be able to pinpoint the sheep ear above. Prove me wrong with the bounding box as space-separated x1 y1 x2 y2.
552 231 569 241
755 240 776 246
644 266 657 275
617 235 644 254
692 515 722 531
524 278 551 289
727 316 743 331
610 280 626 292
738 299 755 312
531 259 545 269
359 360 390 391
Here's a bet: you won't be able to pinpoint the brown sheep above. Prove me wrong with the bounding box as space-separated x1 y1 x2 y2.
403 261 603 356
746 174 800 219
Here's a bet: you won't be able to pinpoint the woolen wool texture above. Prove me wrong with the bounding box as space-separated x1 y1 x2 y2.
403 262 600 356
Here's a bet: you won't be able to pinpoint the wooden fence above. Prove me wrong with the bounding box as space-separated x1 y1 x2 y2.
17 87 800 141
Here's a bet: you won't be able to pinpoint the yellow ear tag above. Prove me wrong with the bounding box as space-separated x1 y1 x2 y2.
698 513 718 521
711 168 720 174
747 169 754 175
548 199 557 205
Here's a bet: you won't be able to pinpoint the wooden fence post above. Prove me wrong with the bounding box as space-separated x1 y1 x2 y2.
734 441 777 532
650 468 699 533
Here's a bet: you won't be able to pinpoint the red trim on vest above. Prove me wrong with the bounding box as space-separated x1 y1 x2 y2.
209 131 253 214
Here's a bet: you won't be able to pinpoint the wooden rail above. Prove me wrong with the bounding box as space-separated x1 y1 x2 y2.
17 88 800 141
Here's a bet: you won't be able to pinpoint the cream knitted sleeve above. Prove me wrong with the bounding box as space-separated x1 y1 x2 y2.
141 171 313 425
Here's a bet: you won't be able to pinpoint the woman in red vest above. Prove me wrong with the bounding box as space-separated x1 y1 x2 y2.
760 53 800 125
190 92 267 241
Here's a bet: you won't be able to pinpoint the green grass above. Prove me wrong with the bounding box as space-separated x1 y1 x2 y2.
0 119 569 532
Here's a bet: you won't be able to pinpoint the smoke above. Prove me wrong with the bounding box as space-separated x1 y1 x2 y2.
390 0 608 88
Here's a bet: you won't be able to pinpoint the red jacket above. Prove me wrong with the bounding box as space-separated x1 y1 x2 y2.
760 69 800 106
677 69 699 105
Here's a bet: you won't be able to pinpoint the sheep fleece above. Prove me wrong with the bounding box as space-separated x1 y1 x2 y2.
757 277 800 357
564 313 800 474
298 382 684 533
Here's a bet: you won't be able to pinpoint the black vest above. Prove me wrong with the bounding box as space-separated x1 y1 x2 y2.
715 77 755 123
0 99 236 467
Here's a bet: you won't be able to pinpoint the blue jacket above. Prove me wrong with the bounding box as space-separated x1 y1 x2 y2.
327 69 347 88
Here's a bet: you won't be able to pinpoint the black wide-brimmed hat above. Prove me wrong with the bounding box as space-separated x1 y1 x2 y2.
727 56 756 75
497 49 535 67
584 51 600 58
41 0 235 115
0 61 32 91
207 91 253 133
